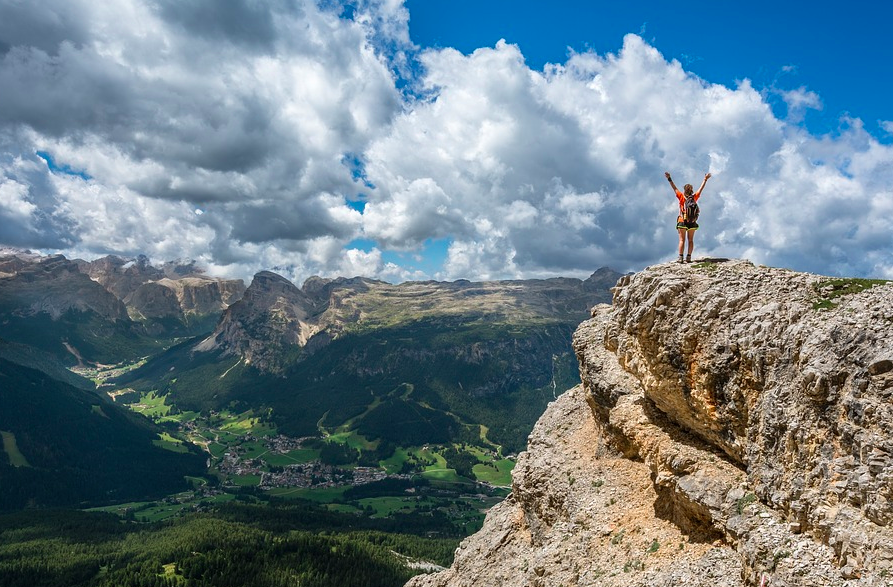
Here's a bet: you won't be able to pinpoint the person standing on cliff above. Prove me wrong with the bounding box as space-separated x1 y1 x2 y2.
665 171 711 263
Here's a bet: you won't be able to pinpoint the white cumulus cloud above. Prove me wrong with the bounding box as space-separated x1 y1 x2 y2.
0 1 891 283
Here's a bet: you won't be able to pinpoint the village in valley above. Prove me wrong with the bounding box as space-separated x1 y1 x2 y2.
217 433 393 490
91 389 511 527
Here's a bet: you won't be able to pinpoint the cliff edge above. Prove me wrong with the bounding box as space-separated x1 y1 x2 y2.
408 259 893 586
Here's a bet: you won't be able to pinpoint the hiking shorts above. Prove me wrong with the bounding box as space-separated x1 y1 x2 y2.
676 219 699 231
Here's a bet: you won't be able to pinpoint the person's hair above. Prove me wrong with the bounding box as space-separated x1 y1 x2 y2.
683 184 694 196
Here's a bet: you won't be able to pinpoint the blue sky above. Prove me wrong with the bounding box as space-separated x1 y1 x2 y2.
1 0 892 284
407 0 891 139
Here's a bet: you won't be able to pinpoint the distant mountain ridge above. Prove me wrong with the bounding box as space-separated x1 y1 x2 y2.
0 251 246 367
77 254 245 333
198 268 621 374
0 253 129 322
0 249 625 455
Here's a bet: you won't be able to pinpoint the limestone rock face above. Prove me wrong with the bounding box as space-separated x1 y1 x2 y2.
79 254 245 323
78 254 164 300
408 385 746 587
125 282 182 320
161 277 245 316
197 271 320 372
0 253 129 321
410 259 893 586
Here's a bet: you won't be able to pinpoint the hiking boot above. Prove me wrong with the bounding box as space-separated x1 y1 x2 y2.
685 255 692 263
677 255 684 264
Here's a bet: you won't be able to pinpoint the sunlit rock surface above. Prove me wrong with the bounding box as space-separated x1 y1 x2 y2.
408 259 893 586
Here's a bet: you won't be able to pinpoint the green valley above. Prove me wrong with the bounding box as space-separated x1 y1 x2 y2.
114 317 582 454
0 251 621 586
103 388 510 532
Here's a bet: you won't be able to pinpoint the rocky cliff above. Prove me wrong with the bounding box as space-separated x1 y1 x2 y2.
195 270 323 372
0 253 129 321
408 259 893 586
78 254 245 324
77 254 165 301
156 276 245 317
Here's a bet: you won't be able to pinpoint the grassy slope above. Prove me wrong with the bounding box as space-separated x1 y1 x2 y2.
0 309 167 366
0 338 97 391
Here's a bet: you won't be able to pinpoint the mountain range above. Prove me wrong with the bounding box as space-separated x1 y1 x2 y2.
77 254 245 335
0 248 621 508
115 262 622 452
0 251 244 367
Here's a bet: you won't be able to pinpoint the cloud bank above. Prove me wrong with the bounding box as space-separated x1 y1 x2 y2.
1 0 891 283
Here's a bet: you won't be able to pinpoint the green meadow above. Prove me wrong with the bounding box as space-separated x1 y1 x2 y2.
1 431 30 468
472 459 514 486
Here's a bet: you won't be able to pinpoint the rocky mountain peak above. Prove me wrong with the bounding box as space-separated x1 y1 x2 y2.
196 270 319 371
236 271 314 312
583 266 627 291
300 275 332 295
78 254 244 325
158 258 204 278
411 259 893 586
250 270 304 292
300 275 378 302
78 254 164 299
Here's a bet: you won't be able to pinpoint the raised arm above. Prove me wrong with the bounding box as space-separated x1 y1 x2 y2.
664 171 679 193
696 172 712 196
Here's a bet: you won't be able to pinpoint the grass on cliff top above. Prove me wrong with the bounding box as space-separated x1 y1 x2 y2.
812 278 890 310
692 261 719 272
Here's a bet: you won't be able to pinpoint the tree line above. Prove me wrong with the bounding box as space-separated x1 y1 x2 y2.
0 504 458 587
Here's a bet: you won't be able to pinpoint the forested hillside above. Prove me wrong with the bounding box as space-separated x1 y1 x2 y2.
0 359 205 510
0 505 457 587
